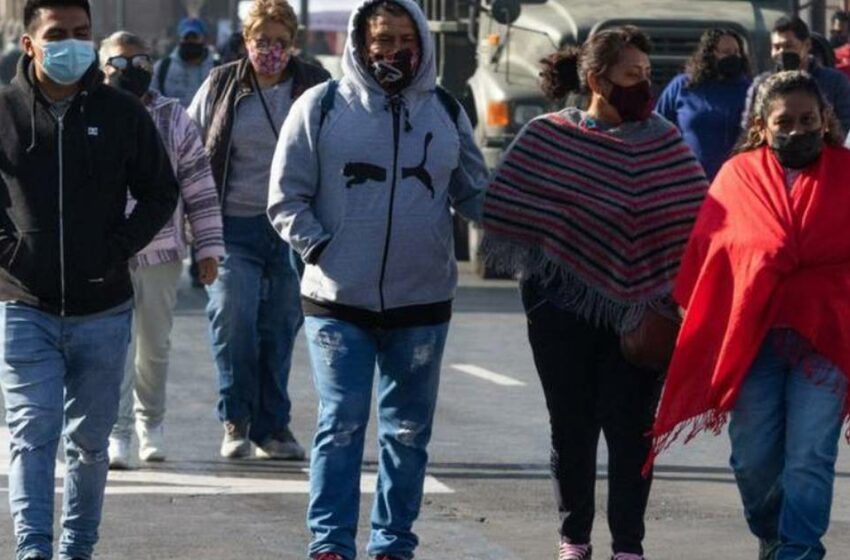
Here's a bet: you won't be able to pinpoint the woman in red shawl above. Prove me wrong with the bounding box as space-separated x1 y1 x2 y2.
652 71 850 560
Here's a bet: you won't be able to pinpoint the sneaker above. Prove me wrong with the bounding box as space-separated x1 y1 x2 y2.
255 426 306 460
313 554 347 560
136 421 166 462
220 420 251 459
108 436 131 470
611 554 644 560
559 540 592 560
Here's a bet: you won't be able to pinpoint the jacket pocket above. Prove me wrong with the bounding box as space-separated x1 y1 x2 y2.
382 213 455 305
310 219 386 309
64 231 113 300
7 231 57 298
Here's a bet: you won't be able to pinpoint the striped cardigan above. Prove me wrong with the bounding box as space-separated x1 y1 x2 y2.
127 92 225 268
480 108 709 332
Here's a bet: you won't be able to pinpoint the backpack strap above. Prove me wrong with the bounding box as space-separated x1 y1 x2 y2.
157 57 172 94
435 85 461 125
318 79 339 131
317 81 459 131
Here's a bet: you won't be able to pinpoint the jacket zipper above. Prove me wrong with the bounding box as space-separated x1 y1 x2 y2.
57 115 67 316
377 97 402 312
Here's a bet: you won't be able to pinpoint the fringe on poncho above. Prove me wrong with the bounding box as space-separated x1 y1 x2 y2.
480 109 709 332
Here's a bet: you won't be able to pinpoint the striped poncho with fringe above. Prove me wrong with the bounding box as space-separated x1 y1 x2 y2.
480 108 709 332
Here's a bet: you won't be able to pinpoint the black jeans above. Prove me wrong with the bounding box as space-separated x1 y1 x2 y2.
521 281 663 555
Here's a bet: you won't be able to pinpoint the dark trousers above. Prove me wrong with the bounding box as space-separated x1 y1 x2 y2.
521 281 663 555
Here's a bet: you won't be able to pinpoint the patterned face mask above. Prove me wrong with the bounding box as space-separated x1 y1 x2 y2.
248 41 290 77
368 48 419 95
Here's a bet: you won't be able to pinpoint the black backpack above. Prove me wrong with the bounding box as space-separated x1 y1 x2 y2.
156 57 172 94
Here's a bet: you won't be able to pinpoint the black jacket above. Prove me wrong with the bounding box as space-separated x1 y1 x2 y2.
0 56 179 316
198 56 330 196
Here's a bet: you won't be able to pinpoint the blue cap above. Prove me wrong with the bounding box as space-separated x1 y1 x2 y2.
178 17 207 39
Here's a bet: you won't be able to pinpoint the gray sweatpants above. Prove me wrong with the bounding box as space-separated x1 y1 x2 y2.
111 261 183 440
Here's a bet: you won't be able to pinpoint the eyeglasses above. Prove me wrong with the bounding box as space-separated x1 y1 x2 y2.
107 54 153 72
251 37 291 51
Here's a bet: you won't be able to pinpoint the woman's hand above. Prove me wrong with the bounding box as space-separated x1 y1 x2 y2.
197 257 219 285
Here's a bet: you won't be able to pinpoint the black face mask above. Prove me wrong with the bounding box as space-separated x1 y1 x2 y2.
107 66 153 98
607 80 654 122
770 130 824 169
717 55 745 80
774 51 802 72
830 31 848 48
368 49 416 95
179 41 206 61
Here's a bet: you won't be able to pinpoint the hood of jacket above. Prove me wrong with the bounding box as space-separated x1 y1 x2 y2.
341 0 437 103
12 53 104 156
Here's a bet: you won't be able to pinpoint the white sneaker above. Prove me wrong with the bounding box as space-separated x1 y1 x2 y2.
108 436 131 470
136 422 166 462
220 420 251 459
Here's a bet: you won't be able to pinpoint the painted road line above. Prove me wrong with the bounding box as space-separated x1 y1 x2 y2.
0 429 453 496
450 364 526 387
0 472 454 496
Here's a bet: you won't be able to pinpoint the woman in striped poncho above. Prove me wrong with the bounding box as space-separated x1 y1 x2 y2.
480 27 709 560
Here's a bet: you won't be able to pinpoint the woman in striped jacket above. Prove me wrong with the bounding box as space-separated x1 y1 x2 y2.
480 27 709 560
98 31 226 468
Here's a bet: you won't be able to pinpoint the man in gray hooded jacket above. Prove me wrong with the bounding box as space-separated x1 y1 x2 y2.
267 1 487 558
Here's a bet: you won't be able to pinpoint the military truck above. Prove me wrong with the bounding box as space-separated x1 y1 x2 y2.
417 0 811 268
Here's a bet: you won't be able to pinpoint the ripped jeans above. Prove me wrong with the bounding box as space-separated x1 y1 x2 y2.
304 317 449 560
0 302 132 560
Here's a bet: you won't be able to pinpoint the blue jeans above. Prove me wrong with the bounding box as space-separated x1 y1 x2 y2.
304 317 449 560
0 303 132 560
206 215 303 444
729 330 847 560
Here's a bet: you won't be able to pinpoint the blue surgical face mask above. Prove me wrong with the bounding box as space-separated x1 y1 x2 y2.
38 39 96 85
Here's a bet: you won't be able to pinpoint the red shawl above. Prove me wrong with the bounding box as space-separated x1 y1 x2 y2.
650 145 850 460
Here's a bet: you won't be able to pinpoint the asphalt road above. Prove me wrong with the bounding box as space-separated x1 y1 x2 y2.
0 267 848 559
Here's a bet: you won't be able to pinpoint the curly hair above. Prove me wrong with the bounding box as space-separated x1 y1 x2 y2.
685 28 751 88
736 71 844 153
539 46 582 101
537 26 652 101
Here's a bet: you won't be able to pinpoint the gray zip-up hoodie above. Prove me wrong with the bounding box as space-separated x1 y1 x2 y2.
268 0 488 314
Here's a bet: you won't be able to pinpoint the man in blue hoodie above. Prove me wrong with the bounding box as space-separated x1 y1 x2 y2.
267 1 488 558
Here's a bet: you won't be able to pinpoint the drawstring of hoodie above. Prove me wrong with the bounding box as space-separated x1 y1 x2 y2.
26 94 37 153
78 92 95 181
383 94 413 132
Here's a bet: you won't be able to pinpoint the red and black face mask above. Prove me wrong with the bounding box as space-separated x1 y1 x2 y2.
606 79 654 122
367 48 419 95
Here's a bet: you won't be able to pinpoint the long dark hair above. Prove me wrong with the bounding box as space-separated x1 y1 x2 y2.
538 26 652 102
736 71 844 153
685 28 751 88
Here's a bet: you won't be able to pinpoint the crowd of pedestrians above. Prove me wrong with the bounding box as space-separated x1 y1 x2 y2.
0 0 848 560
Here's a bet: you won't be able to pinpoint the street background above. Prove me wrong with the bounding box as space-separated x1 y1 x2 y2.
0 265 847 559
